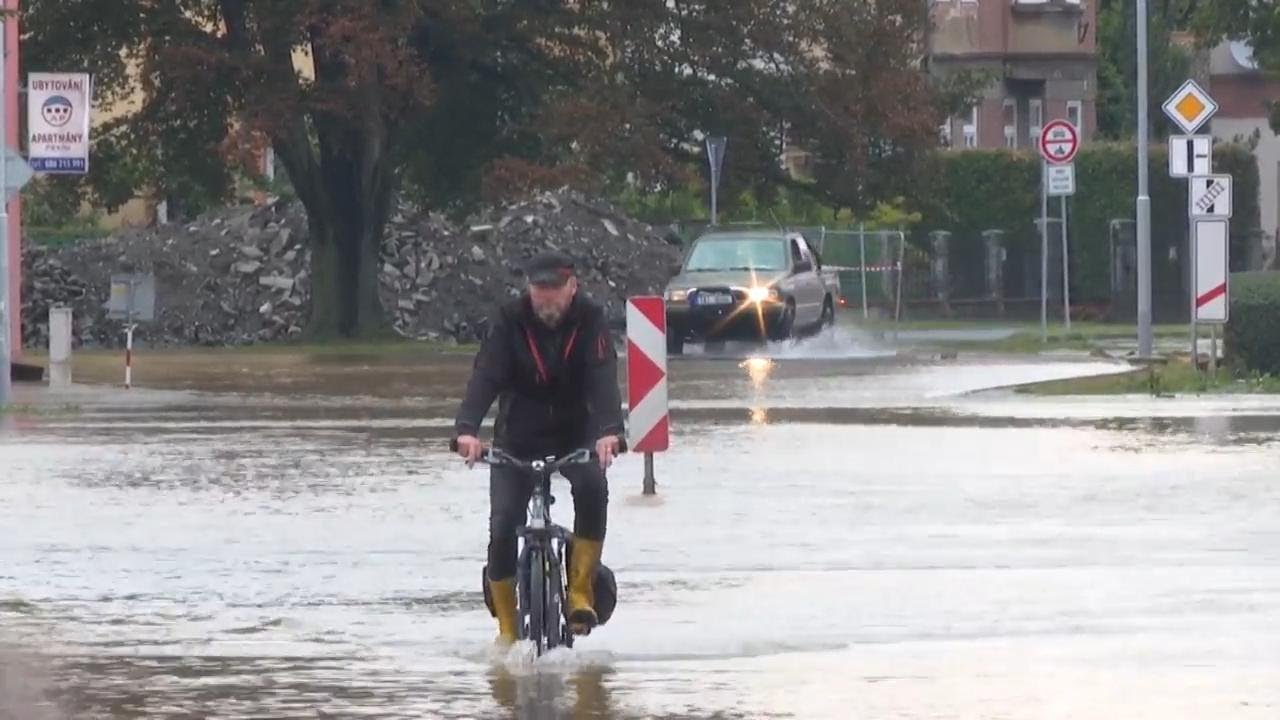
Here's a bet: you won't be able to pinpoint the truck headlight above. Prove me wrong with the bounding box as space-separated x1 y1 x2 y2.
665 289 688 303
747 286 778 303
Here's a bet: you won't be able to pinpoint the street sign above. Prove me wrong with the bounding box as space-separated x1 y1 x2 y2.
1162 79 1218 134
2 147 33 201
1189 174 1232 219
1047 163 1075 196
105 273 156 321
27 72 93 174
1192 218 1229 324
1168 135 1212 178
1039 120 1080 164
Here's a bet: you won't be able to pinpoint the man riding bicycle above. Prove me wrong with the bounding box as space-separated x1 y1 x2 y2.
453 250 624 645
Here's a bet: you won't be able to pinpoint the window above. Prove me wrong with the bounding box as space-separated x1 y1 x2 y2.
686 238 788 272
1028 98 1043 143
1067 101 1083 133
1003 99 1018 149
963 105 978 148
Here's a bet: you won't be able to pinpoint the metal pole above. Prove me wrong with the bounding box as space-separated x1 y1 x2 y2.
1061 195 1071 329
1190 321 1198 369
1136 0 1154 357
859 223 868 319
1040 161 1049 341
125 282 135 388
1209 324 1218 377
710 181 718 227
642 452 656 496
0 18 10 407
125 325 135 389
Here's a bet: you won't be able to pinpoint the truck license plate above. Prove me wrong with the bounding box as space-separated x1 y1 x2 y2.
696 292 733 306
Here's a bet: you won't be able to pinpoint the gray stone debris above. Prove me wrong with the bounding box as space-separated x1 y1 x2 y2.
21 189 683 348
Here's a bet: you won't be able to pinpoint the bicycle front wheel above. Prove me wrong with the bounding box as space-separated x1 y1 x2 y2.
527 548 546 656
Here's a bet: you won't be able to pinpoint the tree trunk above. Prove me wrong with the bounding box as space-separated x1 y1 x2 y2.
307 183 390 338
273 125 396 339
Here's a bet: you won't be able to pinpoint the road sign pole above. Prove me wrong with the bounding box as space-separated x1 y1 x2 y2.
643 452 656 496
1061 195 1071 330
1210 324 1218 375
1136 0 1153 357
706 136 726 227
0 18 10 406
1040 161 1049 341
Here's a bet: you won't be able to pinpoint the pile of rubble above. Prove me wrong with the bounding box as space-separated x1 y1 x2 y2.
21 190 684 348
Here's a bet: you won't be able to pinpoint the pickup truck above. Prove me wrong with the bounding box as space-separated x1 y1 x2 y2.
662 229 841 354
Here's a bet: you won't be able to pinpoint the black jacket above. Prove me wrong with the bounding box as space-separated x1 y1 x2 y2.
454 292 625 459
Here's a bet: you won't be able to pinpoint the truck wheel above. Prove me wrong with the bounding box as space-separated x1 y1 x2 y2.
768 301 796 342
820 297 835 327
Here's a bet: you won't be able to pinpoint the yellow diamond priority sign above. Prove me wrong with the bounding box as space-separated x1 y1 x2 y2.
1162 79 1218 134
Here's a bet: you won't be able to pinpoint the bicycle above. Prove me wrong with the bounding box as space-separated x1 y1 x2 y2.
452 439 623 657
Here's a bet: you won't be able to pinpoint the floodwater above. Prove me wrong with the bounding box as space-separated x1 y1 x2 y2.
3 330 1280 719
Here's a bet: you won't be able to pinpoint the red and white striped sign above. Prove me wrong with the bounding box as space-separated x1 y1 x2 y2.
626 296 669 453
1193 218 1229 324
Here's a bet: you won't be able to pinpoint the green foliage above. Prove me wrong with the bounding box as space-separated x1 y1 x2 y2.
919 143 1261 304
1095 0 1194 141
1225 272 1280 375
1193 1 1280 134
20 177 109 247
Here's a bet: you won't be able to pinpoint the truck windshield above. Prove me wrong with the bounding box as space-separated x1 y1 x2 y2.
684 238 787 272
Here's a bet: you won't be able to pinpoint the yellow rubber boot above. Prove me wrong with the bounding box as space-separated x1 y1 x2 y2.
488 577 519 645
567 538 602 634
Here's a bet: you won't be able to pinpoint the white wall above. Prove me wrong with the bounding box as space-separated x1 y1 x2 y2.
1213 118 1279 268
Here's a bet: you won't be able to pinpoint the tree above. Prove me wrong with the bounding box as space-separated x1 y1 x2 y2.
522 0 964 217
1192 0 1280 132
23 0 434 337
1095 0 1194 141
23 0 966 335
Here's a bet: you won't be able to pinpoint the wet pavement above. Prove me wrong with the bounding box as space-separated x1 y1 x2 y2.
3 330 1280 719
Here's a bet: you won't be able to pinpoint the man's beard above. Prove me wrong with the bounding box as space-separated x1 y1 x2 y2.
535 306 565 327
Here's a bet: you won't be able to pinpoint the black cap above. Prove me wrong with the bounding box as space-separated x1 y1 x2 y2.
524 250 575 286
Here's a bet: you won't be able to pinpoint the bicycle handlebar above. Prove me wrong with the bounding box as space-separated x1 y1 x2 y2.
449 437 628 472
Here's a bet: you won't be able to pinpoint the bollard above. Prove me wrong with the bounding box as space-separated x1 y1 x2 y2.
48 306 72 388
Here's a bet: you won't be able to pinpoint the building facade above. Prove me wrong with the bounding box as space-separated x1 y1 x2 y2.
929 0 1098 150
1207 40 1280 269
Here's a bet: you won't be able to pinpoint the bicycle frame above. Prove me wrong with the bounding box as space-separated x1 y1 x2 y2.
478 447 594 655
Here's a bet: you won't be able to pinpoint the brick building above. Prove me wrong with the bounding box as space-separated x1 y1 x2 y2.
929 0 1098 150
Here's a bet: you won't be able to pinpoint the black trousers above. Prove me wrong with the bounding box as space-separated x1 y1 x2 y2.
487 462 608 581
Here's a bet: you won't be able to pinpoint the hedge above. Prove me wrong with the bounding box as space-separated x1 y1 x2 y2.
1224 271 1280 375
918 142 1262 307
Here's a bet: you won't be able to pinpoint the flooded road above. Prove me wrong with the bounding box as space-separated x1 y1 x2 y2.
3 336 1279 719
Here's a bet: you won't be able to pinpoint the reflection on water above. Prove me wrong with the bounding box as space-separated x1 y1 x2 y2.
738 357 776 390
741 357 775 427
